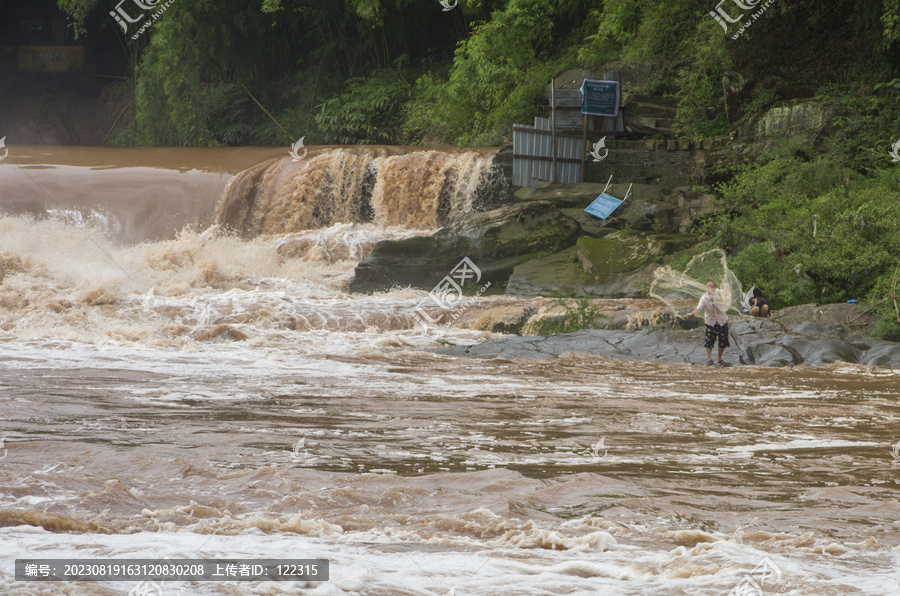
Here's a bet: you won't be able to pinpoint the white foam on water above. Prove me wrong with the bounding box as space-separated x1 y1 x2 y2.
2 526 899 595
718 439 881 453
3 215 900 595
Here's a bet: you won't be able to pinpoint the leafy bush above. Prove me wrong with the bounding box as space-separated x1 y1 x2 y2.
404 0 589 146
820 93 900 174
402 70 455 145
59 0 900 148
699 138 900 328
315 63 413 145
869 266 900 340
728 242 815 309
673 20 731 138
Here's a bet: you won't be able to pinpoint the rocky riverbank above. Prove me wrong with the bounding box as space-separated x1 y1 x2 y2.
434 303 900 369
350 181 704 296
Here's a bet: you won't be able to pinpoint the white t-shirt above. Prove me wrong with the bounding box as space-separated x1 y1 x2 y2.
697 290 728 325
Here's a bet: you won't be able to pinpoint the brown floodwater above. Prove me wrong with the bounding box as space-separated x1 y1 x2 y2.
0 144 502 243
0 147 899 596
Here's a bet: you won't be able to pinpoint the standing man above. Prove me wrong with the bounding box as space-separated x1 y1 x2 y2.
689 281 729 366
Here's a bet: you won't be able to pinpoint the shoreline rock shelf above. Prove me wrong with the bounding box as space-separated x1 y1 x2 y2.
433 303 900 369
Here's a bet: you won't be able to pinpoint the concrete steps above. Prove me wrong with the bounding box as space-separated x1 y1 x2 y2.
621 94 678 137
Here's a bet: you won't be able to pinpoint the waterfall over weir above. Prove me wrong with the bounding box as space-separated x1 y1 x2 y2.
214 147 509 237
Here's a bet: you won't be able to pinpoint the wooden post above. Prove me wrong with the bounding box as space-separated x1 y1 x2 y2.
580 114 587 183
550 77 557 183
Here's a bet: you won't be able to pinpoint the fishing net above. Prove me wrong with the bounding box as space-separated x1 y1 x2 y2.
650 248 753 315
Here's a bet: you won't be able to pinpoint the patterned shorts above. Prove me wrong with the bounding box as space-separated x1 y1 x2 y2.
704 323 730 349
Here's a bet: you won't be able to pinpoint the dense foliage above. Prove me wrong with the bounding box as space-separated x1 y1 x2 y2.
58 0 900 145
697 91 900 338
58 0 899 147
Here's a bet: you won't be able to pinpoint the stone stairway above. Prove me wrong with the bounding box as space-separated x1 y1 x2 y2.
621 94 678 137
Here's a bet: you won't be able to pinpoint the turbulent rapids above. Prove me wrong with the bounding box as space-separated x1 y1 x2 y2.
1 147 899 596
214 147 508 236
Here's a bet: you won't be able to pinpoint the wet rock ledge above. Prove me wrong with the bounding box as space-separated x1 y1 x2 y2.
433 303 900 369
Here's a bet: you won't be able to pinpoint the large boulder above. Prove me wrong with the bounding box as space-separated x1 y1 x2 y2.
576 235 658 279
515 182 612 208
505 248 585 297
503 233 697 298
516 182 666 208
624 199 676 232
349 201 580 293
519 182 688 235
573 234 697 297
752 100 834 155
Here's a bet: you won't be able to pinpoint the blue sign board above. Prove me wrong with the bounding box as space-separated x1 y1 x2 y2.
581 80 620 117
584 193 624 220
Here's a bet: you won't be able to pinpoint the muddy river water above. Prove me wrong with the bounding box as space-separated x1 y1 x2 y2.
0 147 898 595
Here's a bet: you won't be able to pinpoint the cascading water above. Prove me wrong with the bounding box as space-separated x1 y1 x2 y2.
213 147 509 236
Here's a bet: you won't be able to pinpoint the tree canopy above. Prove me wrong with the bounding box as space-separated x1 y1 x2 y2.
56 0 900 147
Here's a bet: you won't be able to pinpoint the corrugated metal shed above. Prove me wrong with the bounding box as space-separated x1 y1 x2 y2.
512 117 583 188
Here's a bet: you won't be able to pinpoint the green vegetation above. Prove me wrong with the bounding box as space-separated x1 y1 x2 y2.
697 94 900 336
58 0 899 147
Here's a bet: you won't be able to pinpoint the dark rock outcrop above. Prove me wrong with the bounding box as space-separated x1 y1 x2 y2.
432 304 900 369
516 182 710 236
350 201 580 293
